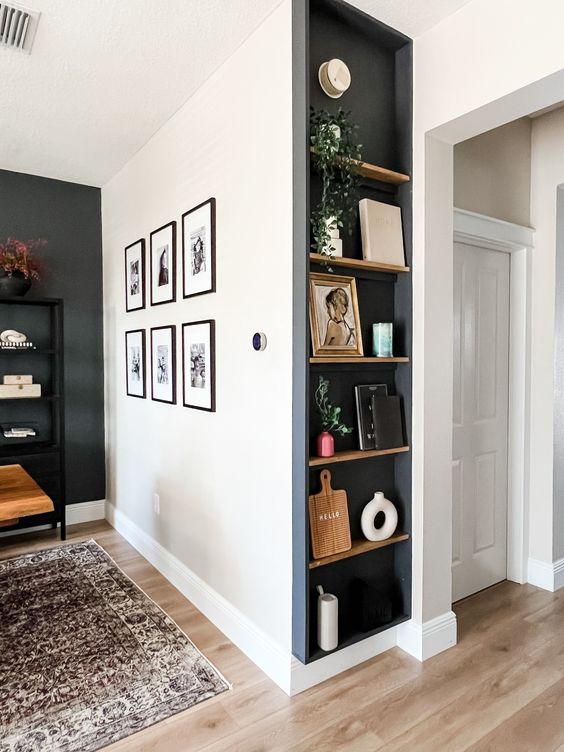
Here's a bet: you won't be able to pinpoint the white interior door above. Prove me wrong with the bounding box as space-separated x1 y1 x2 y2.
452 242 510 602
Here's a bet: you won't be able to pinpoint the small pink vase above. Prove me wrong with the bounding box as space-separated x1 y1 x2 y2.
317 432 335 458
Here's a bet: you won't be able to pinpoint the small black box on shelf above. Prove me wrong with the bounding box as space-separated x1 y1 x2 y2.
371 395 404 449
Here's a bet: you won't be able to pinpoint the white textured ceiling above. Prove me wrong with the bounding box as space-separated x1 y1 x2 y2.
0 0 282 186
349 0 473 37
0 0 472 188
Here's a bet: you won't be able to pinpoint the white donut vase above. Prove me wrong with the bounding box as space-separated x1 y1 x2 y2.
0 329 27 344
360 492 398 542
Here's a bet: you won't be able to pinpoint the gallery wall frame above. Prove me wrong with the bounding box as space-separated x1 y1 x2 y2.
150 221 177 306
182 319 216 412
125 328 146 398
125 239 146 312
150 325 177 404
182 198 216 299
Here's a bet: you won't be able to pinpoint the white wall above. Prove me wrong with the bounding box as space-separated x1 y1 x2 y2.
102 1 294 688
412 0 564 631
454 118 532 226
530 107 564 563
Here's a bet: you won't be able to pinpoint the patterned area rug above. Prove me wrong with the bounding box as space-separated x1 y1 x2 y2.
0 539 230 751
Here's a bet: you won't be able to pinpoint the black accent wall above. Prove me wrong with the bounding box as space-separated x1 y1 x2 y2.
0 170 105 503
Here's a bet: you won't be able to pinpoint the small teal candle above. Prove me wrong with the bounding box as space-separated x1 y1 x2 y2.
372 323 393 357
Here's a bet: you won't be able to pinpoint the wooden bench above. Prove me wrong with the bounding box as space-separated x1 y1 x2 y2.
0 464 54 527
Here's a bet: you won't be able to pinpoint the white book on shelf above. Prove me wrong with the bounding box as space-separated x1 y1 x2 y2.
359 198 405 267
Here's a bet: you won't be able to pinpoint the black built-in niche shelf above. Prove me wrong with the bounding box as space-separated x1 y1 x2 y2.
292 0 412 664
0 297 67 539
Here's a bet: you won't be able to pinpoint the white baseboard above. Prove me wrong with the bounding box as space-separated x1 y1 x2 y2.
527 557 564 592
105 502 292 694
67 499 106 525
396 611 457 661
0 499 106 538
290 627 397 695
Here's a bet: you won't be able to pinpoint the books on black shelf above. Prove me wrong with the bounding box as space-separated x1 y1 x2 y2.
355 384 388 450
370 395 404 449
1 423 38 439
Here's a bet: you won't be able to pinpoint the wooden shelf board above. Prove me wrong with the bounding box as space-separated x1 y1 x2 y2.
310 356 409 364
310 253 410 274
310 149 410 185
309 532 410 569
309 445 410 467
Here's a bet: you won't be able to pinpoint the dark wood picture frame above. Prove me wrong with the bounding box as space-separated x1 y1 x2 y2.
182 319 216 412
125 239 146 312
150 325 177 404
150 221 177 306
125 329 146 399
182 197 216 299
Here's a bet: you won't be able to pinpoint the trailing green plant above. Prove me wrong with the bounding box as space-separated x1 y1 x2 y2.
314 375 354 436
310 108 362 260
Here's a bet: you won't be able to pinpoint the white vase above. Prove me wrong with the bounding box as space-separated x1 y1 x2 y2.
317 586 338 651
360 492 398 542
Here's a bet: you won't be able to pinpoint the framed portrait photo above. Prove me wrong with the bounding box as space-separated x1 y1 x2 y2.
309 272 364 357
182 198 216 299
150 221 176 306
125 239 146 312
125 329 146 398
151 325 176 404
182 319 215 412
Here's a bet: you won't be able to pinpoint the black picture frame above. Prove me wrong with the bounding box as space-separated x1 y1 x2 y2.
125 239 146 312
125 329 146 398
182 198 216 299
151 325 177 404
150 221 177 306
182 319 216 412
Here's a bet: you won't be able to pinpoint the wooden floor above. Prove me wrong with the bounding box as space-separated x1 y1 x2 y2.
2 521 564 751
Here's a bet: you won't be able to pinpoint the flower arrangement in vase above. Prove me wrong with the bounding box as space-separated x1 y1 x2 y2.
0 238 44 297
314 375 353 457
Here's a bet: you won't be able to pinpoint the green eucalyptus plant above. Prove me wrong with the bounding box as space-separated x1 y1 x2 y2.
310 108 362 260
315 376 354 436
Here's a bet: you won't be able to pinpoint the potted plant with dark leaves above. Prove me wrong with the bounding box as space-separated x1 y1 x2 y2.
314 375 353 457
310 108 362 262
0 238 43 297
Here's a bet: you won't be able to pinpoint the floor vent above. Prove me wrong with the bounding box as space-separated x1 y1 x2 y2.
0 2 39 53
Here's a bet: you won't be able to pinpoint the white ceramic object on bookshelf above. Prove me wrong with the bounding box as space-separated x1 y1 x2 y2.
360 491 398 542
317 585 338 651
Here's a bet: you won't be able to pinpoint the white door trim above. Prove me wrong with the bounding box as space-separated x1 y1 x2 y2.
454 208 534 585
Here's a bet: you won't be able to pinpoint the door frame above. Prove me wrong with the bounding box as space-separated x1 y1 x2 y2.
453 208 534 585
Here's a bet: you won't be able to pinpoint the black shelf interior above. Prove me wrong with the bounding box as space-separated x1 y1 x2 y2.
292 0 413 665
0 298 66 538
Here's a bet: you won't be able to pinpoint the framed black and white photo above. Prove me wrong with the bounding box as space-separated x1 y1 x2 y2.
125 329 146 398
182 320 215 412
150 221 176 306
151 325 176 404
125 239 146 312
182 198 216 299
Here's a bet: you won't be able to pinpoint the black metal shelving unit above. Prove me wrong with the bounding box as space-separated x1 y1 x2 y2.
0 297 66 539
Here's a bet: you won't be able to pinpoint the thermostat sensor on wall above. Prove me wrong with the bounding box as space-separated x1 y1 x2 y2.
252 332 267 351
318 58 351 99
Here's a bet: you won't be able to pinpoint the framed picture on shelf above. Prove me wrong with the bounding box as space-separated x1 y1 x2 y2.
151 325 176 404
309 272 363 357
125 329 146 398
125 239 146 312
182 198 216 299
150 221 176 306
182 319 215 412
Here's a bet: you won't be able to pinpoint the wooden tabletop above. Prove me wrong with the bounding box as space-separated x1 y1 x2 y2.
0 464 54 525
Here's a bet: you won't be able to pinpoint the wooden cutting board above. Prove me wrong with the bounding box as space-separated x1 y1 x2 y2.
309 469 351 560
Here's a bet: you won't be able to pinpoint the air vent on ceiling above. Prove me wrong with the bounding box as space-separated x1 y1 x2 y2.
0 2 39 53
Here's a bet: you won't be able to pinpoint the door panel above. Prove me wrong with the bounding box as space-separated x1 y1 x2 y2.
452 242 509 602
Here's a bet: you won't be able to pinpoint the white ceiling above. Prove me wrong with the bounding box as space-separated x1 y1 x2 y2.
0 0 473 188
349 0 473 37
